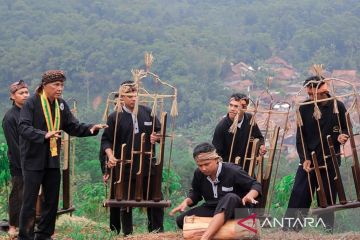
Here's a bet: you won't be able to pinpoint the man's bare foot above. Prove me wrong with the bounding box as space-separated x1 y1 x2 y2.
8 226 18 237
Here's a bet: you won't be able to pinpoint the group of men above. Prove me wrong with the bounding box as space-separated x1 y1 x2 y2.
3 70 106 240
168 74 349 239
98 81 266 238
2 71 350 240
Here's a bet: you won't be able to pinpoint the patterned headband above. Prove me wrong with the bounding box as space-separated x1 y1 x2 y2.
195 150 221 162
42 70 66 84
9 80 28 94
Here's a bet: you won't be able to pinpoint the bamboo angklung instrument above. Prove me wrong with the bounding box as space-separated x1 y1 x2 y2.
103 52 177 208
345 112 360 201
292 70 360 215
152 112 167 202
259 126 280 209
228 110 240 163
312 81 335 205
146 95 158 200
115 144 127 201
247 138 260 178
108 86 124 203
265 102 290 215
126 77 142 204
311 151 328 208
327 135 347 204
241 109 258 172
311 109 360 215
294 77 333 208
135 133 146 201
62 132 70 209
252 79 273 183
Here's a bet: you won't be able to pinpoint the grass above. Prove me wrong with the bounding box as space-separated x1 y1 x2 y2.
1 214 360 239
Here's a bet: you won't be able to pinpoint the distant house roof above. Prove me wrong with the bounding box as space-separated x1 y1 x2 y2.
332 70 357 79
231 62 254 74
265 56 293 69
262 56 299 81
273 68 296 80
331 70 359 87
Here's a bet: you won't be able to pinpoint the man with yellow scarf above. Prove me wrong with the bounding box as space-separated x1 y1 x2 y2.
18 70 107 240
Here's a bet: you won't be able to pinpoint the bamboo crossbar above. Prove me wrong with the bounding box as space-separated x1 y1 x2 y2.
295 93 356 106
245 108 291 115
294 77 357 97
310 201 360 215
104 200 171 208
57 207 75 215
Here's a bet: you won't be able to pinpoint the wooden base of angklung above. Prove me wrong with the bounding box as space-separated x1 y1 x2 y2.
57 206 76 215
183 216 260 240
36 207 75 222
310 201 360 215
0 220 9 232
103 200 171 208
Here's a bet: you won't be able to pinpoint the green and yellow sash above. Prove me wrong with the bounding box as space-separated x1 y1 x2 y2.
40 91 61 157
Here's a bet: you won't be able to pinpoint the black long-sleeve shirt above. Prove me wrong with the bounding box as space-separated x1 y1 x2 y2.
100 105 160 178
212 113 264 164
19 94 97 170
2 105 22 176
296 99 347 164
188 162 262 207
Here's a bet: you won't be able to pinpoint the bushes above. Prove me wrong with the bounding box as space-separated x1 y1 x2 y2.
0 143 9 220
0 143 10 187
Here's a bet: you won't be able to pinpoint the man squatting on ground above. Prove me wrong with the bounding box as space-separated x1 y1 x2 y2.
18 70 107 240
170 142 261 240
2 80 29 236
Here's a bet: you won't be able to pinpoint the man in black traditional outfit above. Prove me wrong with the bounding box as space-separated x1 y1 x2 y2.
18 70 106 240
2 80 29 237
212 93 266 171
99 93 119 177
170 142 261 240
283 75 349 232
101 80 164 236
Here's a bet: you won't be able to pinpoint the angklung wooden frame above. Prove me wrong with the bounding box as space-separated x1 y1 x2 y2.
248 81 291 216
103 52 177 208
293 77 360 215
228 77 291 216
57 99 78 216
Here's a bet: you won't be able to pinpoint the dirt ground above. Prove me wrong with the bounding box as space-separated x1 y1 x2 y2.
121 231 360 240
1 215 359 240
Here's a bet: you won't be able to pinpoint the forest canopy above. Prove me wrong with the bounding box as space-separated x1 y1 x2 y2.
0 0 359 126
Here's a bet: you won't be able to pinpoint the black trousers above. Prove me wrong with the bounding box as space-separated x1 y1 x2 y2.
176 193 242 229
18 169 60 240
109 176 164 235
284 164 337 231
9 175 24 227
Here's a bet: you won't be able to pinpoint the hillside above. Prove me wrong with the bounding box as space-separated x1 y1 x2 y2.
1 0 360 126
1 1 360 239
